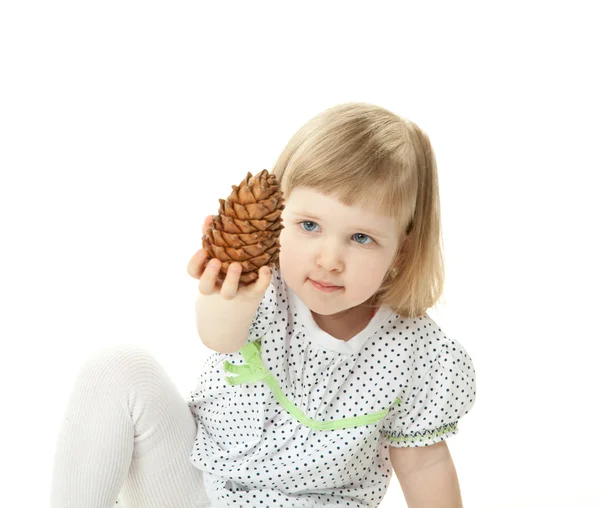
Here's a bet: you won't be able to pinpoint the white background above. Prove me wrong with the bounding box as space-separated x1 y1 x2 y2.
1 1 598 506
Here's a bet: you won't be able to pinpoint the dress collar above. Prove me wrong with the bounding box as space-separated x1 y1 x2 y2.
287 286 392 355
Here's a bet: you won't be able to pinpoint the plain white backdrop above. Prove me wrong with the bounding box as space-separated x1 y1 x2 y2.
1 1 598 506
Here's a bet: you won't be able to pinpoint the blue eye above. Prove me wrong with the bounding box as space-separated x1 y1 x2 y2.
353 233 374 245
299 221 375 246
300 221 319 232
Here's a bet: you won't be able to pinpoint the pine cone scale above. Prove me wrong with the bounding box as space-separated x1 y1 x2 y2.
244 202 272 218
263 210 282 222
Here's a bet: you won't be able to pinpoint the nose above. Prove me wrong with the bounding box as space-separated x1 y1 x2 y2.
315 239 344 272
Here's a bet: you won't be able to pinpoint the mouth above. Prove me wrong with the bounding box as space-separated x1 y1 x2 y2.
309 279 344 292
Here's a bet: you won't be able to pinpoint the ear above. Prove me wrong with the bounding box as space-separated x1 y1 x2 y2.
394 232 412 266
401 232 412 253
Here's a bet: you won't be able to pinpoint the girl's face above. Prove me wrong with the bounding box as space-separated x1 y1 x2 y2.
279 187 401 319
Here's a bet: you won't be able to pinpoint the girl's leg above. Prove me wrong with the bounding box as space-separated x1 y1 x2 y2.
50 345 210 508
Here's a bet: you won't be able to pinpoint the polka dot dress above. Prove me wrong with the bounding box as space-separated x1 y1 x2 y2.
187 267 476 507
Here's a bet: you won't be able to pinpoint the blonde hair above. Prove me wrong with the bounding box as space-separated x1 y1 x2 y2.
271 102 444 318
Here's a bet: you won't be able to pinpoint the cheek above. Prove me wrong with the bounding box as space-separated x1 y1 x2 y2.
349 258 389 288
278 232 302 284
279 228 305 254
278 229 291 257
354 268 385 289
278 230 297 266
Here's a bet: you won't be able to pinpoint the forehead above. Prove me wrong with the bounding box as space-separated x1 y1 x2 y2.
284 187 397 234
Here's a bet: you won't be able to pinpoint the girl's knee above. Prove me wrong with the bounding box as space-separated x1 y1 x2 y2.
78 345 162 387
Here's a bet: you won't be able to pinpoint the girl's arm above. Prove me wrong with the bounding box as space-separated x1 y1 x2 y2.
187 216 272 354
390 441 463 508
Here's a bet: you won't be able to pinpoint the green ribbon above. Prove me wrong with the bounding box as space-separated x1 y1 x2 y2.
223 339 402 431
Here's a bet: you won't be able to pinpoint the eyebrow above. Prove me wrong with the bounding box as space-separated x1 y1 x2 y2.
288 211 390 238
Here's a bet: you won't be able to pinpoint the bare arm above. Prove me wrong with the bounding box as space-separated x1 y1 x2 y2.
187 215 272 354
390 441 463 508
194 286 262 354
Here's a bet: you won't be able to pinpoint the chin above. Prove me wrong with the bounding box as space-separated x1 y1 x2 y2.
307 303 342 316
303 291 353 315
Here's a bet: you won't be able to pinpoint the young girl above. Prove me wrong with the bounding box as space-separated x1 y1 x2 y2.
51 103 476 508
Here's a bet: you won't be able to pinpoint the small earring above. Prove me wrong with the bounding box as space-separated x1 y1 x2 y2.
390 267 399 278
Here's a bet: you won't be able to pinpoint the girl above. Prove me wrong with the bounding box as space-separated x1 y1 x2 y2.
51 103 476 508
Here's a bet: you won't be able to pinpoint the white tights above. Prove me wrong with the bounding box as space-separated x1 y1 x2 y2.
50 346 211 508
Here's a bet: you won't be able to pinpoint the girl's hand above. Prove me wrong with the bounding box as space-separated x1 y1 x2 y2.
186 215 215 280
187 215 272 353
186 215 271 298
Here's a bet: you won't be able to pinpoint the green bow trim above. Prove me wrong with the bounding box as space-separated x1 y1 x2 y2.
223 340 270 385
223 339 402 431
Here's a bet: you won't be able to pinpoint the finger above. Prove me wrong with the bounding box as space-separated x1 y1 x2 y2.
198 258 221 295
220 262 242 300
187 249 208 279
252 265 272 295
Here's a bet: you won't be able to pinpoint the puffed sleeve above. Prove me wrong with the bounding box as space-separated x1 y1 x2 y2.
381 338 476 447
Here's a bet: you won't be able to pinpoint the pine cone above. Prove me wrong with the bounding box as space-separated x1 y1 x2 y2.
202 169 285 286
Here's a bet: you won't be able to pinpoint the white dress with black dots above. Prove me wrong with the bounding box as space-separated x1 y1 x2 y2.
187 267 476 507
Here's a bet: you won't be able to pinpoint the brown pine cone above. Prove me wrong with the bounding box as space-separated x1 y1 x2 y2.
202 169 285 285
